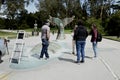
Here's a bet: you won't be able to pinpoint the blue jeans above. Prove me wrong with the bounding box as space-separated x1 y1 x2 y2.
40 39 49 58
92 41 97 57
76 41 86 62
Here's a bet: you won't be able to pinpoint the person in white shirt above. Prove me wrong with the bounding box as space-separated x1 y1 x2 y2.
71 25 77 55
40 21 50 60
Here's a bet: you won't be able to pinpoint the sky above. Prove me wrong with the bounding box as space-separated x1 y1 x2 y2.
25 0 38 13
0 0 119 14
26 0 120 13
0 1 38 18
0 0 38 13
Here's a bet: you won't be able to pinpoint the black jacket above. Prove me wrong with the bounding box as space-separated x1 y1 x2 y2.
73 25 88 41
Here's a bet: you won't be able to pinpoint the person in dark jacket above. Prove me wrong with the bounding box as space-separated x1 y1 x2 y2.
90 24 98 58
73 20 88 63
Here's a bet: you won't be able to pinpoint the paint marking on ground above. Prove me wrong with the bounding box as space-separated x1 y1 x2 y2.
99 56 120 80
0 71 12 80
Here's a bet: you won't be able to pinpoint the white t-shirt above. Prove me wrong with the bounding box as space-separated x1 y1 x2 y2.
41 24 50 39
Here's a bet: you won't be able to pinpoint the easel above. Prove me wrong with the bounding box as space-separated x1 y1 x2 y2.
10 30 25 64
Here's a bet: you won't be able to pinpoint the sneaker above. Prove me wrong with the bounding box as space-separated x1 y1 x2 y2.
80 60 85 63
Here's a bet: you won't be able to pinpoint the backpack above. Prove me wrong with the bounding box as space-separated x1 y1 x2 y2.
96 32 102 42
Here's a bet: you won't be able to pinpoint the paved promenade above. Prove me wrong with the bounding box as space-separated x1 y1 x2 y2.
0 33 120 80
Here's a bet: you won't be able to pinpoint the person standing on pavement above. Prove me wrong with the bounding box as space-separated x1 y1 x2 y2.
73 20 88 63
71 25 78 55
39 21 50 60
90 24 98 58
0 50 3 63
0 37 8 63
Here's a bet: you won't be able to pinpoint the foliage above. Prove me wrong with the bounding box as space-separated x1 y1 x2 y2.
86 17 104 33
2 0 34 19
0 0 34 30
0 0 119 37
0 18 5 29
19 22 29 29
103 36 120 42
106 11 120 36
4 18 18 29
26 13 36 28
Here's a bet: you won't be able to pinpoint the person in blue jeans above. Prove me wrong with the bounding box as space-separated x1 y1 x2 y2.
40 21 50 60
90 24 98 58
73 20 88 63
40 39 49 59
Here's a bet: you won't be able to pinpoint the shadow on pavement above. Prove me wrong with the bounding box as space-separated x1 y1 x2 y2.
58 57 75 63
85 56 93 60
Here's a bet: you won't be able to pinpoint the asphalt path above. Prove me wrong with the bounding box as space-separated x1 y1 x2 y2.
0 33 120 80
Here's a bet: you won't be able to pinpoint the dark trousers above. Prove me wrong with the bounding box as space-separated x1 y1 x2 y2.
40 39 49 58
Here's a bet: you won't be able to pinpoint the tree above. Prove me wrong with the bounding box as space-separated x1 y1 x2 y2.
36 0 89 29
26 13 36 28
87 0 112 19
0 0 34 29
106 11 120 37
2 0 34 19
0 18 5 29
17 10 29 29
86 17 104 33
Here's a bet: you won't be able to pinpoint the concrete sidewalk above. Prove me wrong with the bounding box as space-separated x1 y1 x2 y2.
0 33 120 80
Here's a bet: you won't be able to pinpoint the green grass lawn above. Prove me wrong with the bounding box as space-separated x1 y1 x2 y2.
26 28 73 34
1 29 119 42
64 29 72 34
103 36 120 42
0 31 17 39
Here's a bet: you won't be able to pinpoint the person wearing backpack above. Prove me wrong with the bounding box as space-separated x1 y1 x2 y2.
73 20 88 63
90 24 98 58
